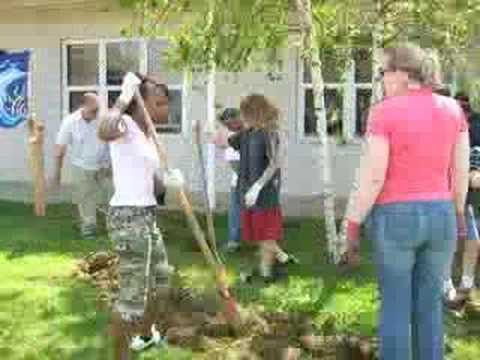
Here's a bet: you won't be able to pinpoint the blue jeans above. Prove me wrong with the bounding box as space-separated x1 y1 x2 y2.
366 200 456 360
228 187 241 244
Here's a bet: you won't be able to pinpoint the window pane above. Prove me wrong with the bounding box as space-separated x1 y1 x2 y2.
69 91 97 113
106 41 141 86
304 88 343 137
304 88 317 135
354 48 372 83
356 88 372 135
67 44 98 86
148 39 183 84
108 90 121 108
303 60 312 84
325 88 343 137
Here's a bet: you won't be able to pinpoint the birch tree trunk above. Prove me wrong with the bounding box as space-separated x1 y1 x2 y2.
206 67 216 209
338 0 384 262
295 0 340 264
371 1 385 105
206 0 217 210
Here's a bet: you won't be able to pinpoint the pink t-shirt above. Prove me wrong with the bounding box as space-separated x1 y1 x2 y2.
367 88 467 205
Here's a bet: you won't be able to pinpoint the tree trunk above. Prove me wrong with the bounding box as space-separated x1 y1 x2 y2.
338 1 385 262
206 68 216 210
206 0 217 210
295 0 340 263
370 1 384 105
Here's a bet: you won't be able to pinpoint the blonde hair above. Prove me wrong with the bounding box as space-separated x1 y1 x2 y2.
240 94 280 131
384 43 442 89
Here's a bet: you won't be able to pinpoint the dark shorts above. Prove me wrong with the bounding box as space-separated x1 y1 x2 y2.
241 207 283 242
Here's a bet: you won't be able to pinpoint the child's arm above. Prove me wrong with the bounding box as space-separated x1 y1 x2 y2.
255 130 285 189
244 130 284 207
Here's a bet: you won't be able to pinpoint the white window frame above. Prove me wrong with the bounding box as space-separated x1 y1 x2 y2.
297 50 375 145
297 54 352 144
297 49 460 145
61 37 187 137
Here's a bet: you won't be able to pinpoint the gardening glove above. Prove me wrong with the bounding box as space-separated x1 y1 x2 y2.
164 168 185 189
118 72 142 107
245 182 262 208
345 220 361 267
457 212 467 243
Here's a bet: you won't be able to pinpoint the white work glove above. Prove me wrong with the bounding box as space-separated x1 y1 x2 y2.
245 182 262 208
164 168 185 189
118 72 142 106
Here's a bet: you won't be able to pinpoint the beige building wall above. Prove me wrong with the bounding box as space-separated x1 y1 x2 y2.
0 5 361 217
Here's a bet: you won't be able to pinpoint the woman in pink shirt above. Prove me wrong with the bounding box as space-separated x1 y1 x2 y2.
345 44 469 359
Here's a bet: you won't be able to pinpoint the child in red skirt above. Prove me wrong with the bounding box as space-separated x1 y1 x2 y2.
229 94 297 282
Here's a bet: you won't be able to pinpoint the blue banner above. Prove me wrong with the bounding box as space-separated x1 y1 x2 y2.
0 51 30 129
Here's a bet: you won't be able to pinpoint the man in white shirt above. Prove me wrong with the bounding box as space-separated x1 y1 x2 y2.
52 93 111 239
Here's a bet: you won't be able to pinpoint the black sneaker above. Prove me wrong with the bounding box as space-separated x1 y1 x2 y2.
281 253 300 265
240 268 276 284
274 253 299 276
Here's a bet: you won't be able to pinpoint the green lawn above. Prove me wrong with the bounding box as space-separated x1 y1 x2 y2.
0 200 479 359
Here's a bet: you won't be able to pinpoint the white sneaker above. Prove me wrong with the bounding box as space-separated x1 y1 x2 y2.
129 324 163 352
460 276 475 291
223 241 240 253
443 280 457 302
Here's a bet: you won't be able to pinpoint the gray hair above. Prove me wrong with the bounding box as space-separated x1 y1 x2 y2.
384 43 442 89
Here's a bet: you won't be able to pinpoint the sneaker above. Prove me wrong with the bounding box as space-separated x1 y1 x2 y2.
240 268 276 284
458 276 475 296
443 280 457 302
445 287 457 303
444 283 469 311
222 241 240 253
281 253 300 265
130 324 164 352
81 230 97 240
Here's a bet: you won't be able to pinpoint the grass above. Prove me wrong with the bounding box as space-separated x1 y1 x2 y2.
0 200 479 359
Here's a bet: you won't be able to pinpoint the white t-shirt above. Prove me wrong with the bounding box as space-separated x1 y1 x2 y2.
109 115 160 207
56 109 110 170
224 146 240 188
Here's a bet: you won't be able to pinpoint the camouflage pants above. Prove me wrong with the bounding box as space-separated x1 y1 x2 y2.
107 206 172 321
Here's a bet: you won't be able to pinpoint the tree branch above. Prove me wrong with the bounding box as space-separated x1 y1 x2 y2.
382 26 406 46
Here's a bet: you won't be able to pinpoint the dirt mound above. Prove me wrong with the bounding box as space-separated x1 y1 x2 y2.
73 251 119 305
72 251 379 359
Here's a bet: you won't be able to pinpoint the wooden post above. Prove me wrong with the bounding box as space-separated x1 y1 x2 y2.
27 116 46 216
27 49 46 216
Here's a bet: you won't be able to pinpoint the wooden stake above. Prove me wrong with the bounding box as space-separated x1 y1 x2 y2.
27 116 46 216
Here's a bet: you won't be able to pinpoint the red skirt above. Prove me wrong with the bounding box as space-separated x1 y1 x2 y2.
241 207 283 242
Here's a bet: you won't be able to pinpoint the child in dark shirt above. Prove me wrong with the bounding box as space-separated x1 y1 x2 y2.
229 94 297 281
